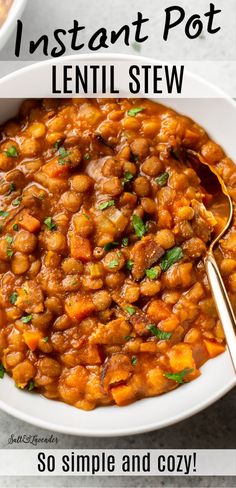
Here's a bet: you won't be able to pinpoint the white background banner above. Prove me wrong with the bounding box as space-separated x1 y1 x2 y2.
0 450 235 476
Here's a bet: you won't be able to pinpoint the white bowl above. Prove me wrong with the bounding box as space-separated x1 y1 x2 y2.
0 0 27 50
0 54 235 437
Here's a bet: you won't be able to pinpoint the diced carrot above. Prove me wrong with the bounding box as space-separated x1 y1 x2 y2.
70 234 92 262
204 339 226 358
43 158 69 178
111 384 135 406
65 294 95 322
168 343 196 375
23 331 42 351
158 315 180 332
140 342 158 353
147 299 170 323
19 213 41 233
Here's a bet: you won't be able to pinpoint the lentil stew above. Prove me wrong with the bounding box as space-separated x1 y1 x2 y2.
0 98 235 411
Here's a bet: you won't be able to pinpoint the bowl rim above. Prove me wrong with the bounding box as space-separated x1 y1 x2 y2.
0 0 28 50
0 53 235 437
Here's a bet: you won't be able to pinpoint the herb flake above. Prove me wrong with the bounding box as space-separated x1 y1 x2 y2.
132 214 147 239
5 146 18 158
99 200 115 211
156 172 169 187
44 217 57 231
128 107 145 117
147 324 172 340
160 246 184 272
21 315 32 324
126 305 136 316
164 368 194 384
0 363 5 379
145 266 161 280
131 355 138 366
9 292 18 305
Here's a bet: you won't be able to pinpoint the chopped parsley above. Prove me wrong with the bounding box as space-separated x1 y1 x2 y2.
164 368 194 384
104 241 119 252
8 183 16 194
54 139 63 150
132 214 147 239
155 172 169 187
6 249 13 258
160 246 184 272
6 235 13 244
122 171 134 186
124 335 132 341
0 363 5 379
21 315 32 324
128 107 145 117
122 237 129 247
145 266 161 280
126 305 136 315
43 337 49 343
131 355 138 366
9 292 18 305
126 259 134 271
82 213 90 220
108 258 120 269
5 146 18 158
58 146 70 165
12 197 22 207
44 217 57 231
12 224 19 231
84 153 90 160
99 200 115 211
147 324 172 340
0 211 9 218
28 380 35 391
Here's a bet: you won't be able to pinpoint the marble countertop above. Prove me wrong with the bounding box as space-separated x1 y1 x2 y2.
0 1 235 487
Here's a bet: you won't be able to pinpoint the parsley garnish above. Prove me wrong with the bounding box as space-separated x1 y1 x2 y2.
108 258 120 269
6 235 13 244
99 200 115 211
126 305 136 315
82 213 90 220
126 259 134 271
155 172 169 187
5 146 18 158
44 217 57 231
21 315 32 324
128 107 145 117
122 171 134 186
147 324 172 340
131 355 138 366
84 153 90 160
8 183 16 194
0 363 5 379
132 214 147 239
124 335 132 341
104 241 119 252
9 292 18 305
122 237 129 247
43 337 49 343
145 267 161 280
54 139 63 150
0 211 9 218
165 368 194 384
28 380 35 391
160 247 184 272
6 249 13 258
58 146 70 165
12 197 22 207
13 224 18 231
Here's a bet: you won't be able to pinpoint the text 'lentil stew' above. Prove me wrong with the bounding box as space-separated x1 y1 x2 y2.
0 98 235 411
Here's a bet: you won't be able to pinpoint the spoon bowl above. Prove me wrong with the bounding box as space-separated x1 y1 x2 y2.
187 149 236 372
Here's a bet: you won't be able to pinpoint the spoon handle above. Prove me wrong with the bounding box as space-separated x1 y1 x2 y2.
205 253 236 372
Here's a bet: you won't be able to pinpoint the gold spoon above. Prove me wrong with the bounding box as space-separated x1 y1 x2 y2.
187 149 236 372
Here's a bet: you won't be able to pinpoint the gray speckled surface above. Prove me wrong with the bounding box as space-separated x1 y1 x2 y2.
0 1 236 487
